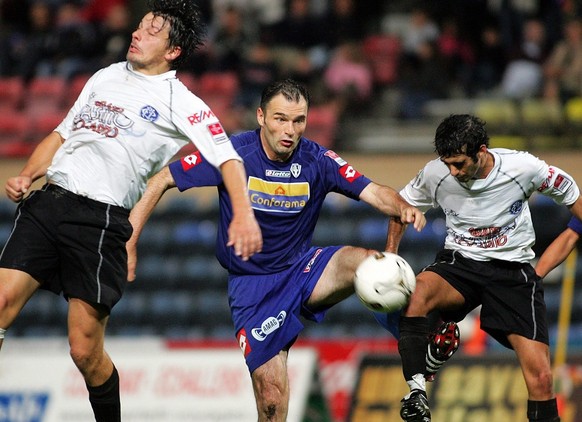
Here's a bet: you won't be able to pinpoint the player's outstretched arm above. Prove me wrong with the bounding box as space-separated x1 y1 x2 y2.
359 182 426 232
5 131 63 202
535 227 579 278
127 166 176 281
220 159 262 261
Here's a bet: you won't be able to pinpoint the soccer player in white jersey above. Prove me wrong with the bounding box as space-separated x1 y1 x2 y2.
0 1 261 421
389 114 582 422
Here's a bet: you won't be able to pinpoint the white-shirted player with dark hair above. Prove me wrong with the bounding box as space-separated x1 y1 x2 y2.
0 1 261 421
390 114 582 422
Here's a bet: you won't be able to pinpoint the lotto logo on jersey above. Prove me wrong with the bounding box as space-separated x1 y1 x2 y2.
237 328 251 357
339 164 361 183
180 151 203 171
207 122 228 144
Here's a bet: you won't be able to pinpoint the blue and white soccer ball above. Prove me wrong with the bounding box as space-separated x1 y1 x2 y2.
354 252 416 313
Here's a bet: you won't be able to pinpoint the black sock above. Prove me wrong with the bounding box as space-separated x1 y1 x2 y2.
398 316 429 381
527 398 560 421
86 366 121 422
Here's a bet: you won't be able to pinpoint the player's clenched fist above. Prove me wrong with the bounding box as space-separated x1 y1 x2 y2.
5 176 32 202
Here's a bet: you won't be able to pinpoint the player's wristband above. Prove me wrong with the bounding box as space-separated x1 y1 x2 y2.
567 216 582 235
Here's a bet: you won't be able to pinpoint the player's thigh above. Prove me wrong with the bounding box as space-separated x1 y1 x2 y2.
0 268 41 322
308 246 373 307
406 270 464 315
67 298 109 352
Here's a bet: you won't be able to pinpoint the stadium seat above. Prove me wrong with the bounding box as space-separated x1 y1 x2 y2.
29 110 67 142
176 71 198 92
362 34 402 86
304 104 338 148
0 110 34 157
197 71 239 110
62 73 91 109
23 76 68 115
0 76 25 111
474 98 520 135
520 98 565 143
489 135 528 149
564 97 582 146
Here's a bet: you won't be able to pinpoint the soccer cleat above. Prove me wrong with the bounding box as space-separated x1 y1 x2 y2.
425 321 460 382
400 389 431 421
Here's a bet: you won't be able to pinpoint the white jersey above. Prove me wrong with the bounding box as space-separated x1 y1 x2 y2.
47 62 241 209
401 148 580 262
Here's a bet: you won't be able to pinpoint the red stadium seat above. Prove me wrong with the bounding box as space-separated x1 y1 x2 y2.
23 76 68 116
362 34 402 86
176 71 198 92
0 111 33 157
196 71 239 111
29 111 67 141
304 105 338 148
62 73 91 109
0 77 25 111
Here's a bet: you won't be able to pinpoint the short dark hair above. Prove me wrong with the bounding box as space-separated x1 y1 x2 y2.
148 0 206 70
260 79 310 111
434 114 489 160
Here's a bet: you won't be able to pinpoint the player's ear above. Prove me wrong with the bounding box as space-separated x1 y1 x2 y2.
166 46 181 61
256 107 265 126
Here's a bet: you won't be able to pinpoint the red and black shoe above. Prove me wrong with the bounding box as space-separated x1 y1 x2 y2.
425 321 460 382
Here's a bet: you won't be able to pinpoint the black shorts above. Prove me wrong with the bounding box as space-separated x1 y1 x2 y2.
0 184 132 312
423 249 549 349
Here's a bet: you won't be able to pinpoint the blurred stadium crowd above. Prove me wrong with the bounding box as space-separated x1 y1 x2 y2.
1 0 582 154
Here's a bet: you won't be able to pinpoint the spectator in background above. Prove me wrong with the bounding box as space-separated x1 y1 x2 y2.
208 5 254 73
470 23 508 96
400 7 439 65
235 40 278 110
543 17 582 104
81 0 127 27
323 41 373 114
500 18 549 99
323 0 363 48
91 3 132 70
437 17 475 95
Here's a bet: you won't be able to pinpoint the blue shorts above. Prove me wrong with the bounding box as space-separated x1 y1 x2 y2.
228 246 342 373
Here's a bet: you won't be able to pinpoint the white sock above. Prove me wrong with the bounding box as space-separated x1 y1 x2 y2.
0 328 6 339
407 373 426 392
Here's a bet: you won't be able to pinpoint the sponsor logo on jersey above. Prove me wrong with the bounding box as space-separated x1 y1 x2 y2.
509 200 523 214
303 248 323 273
180 151 203 171
251 311 286 341
325 150 347 166
187 109 216 125
453 221 515 249
207 122 228 144
553 173 573 193
339 164 361 182
265 169 291 178
324 151 362 182
140 105 159 122
73 100 134 138
248 176 309 213
237 328 251 356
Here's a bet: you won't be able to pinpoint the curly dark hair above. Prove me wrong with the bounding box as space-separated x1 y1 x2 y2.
148 0 206 69
434 114 489 161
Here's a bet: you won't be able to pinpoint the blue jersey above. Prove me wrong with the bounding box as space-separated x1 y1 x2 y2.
169 129 372 275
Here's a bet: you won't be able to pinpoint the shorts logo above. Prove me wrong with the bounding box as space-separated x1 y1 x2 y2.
251 311 287 341
303 248 322 273
140 105 159 122
207 122 228 144
180 151 203 171
237 328 252 356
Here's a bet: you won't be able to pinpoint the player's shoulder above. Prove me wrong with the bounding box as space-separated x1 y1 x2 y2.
229 129 261 157
492 148 544 169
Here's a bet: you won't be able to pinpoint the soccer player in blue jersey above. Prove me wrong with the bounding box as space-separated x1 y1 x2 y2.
127 78 426 421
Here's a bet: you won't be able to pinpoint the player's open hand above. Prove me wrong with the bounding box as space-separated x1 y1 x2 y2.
227 212 263 261
400 207 426 232
5 176 32 202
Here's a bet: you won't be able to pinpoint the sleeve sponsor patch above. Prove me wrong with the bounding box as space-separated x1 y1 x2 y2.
553 173 573 193
339 164 361 182
207 122 228 144
180 151 203 171
324 150 347 166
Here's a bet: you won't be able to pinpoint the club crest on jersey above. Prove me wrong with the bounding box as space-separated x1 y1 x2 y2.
509 200 523 214
140 105 159 122
207 122 228 144
290 163 301 178
180 151 203 171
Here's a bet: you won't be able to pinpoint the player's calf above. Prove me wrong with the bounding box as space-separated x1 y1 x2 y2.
425 321 460 382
